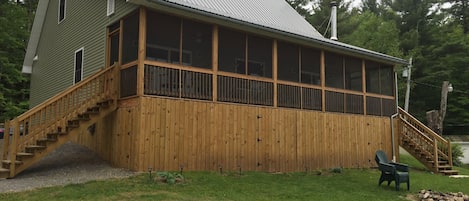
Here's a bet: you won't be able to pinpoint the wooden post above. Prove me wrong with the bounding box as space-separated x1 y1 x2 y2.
212 25 218 102
362 60 366 115
272 40 278 107
9 119 19 178
2 121 10 161
137 8 146 97
320 51 325 112
433 140 439 173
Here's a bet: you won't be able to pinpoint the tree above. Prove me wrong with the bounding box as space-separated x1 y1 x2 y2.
443 0 469 34
0 1 33 122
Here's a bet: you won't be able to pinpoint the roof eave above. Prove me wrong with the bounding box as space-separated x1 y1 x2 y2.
22 0 50 74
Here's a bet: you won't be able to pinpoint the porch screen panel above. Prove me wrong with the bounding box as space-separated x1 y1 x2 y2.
181 70 212 100
278 84 301 108
302 88 322 111
301 47 321 85
247 35 272 78
380 66 394 96
182 20 212 69
146 12 180 63
122 12 139 64
345 94 364 114
325 52 344 89
277 41 299 82
382 98 396 116
325 91 344 113
365 61 380 94
345 57 362 91
144 65 179 97
120 66 137 98
218 28 245 74
366 96 381 116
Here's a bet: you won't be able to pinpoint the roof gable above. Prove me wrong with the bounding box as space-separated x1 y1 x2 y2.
157 0 323 39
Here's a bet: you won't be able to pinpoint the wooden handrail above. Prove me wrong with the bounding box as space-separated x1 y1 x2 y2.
2 65 119 163
397 107 453 168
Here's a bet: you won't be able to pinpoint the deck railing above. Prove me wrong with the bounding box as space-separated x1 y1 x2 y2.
397 107 452 171
2 65 119 163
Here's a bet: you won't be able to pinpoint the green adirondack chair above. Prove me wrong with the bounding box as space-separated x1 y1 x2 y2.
375 150 410 191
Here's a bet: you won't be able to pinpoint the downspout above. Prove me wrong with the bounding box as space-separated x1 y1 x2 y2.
390 71 399 162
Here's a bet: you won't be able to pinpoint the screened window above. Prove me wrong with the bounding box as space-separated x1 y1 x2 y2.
146 12 180 63
301 47 321 85
345 57 362 91
325 52 344 88
247 35 272 78
366 61 393 96
122 12 139 64
277 41 299 82
218 28 246 74
58 0 66 23
219 28 272 78
74 48 84 84
182 20 212 68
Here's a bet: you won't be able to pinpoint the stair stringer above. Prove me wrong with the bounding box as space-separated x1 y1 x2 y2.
10 102 117 178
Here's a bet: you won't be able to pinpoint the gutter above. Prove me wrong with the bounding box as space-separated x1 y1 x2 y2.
145 0 408 65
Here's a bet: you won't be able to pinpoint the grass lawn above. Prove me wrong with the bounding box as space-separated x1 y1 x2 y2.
1 155 468 201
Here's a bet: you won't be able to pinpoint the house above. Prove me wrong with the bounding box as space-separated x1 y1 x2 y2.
0 0 458 178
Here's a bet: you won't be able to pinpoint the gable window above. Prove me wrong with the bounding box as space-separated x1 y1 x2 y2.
107 0 115 16
58 0 66 23
74 48 84 84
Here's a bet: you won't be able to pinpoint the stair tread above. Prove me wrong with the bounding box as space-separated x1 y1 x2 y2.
26 145 46 149
17 152 34 156
0 168 9 172
2 160 23 165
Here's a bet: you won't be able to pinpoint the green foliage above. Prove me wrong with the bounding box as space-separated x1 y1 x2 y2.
0 1 33 122
2 167 469 200
156 171 184 185
451 143 464 167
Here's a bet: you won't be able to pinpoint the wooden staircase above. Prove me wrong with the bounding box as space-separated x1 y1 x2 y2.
397 108 459 175
0 65 119 179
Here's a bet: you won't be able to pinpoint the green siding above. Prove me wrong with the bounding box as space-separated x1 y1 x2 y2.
29 0 137 107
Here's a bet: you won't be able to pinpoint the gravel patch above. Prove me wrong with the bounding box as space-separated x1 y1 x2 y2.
0 140 136 193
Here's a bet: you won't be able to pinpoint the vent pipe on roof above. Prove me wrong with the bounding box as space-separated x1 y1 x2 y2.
330 1 338 41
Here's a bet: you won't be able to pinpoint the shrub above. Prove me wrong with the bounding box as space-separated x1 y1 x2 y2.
451 143 464 166
156 171 184 184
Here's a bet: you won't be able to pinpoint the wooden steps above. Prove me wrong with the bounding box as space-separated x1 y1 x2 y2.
0 99 117 179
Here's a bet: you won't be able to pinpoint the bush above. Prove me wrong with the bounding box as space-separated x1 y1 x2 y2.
451 143 464 167
156 171 184 184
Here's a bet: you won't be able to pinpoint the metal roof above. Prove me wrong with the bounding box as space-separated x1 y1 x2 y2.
158 0 324 39
146 0 408 65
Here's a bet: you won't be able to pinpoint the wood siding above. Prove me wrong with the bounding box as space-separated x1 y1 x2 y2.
29 0 137 107
97 96 393 172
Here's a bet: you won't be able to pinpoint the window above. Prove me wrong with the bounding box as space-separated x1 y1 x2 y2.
218 27 272 78
58 0 66 23
325 52 344 88
365 61 394 96
277 41 299 82
122 11 139 64
108 22 120 66
74 48 84 84
107 0 115 16
146 12 212 68
218 28 245 74
301 47 321 85
344 56 362 91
